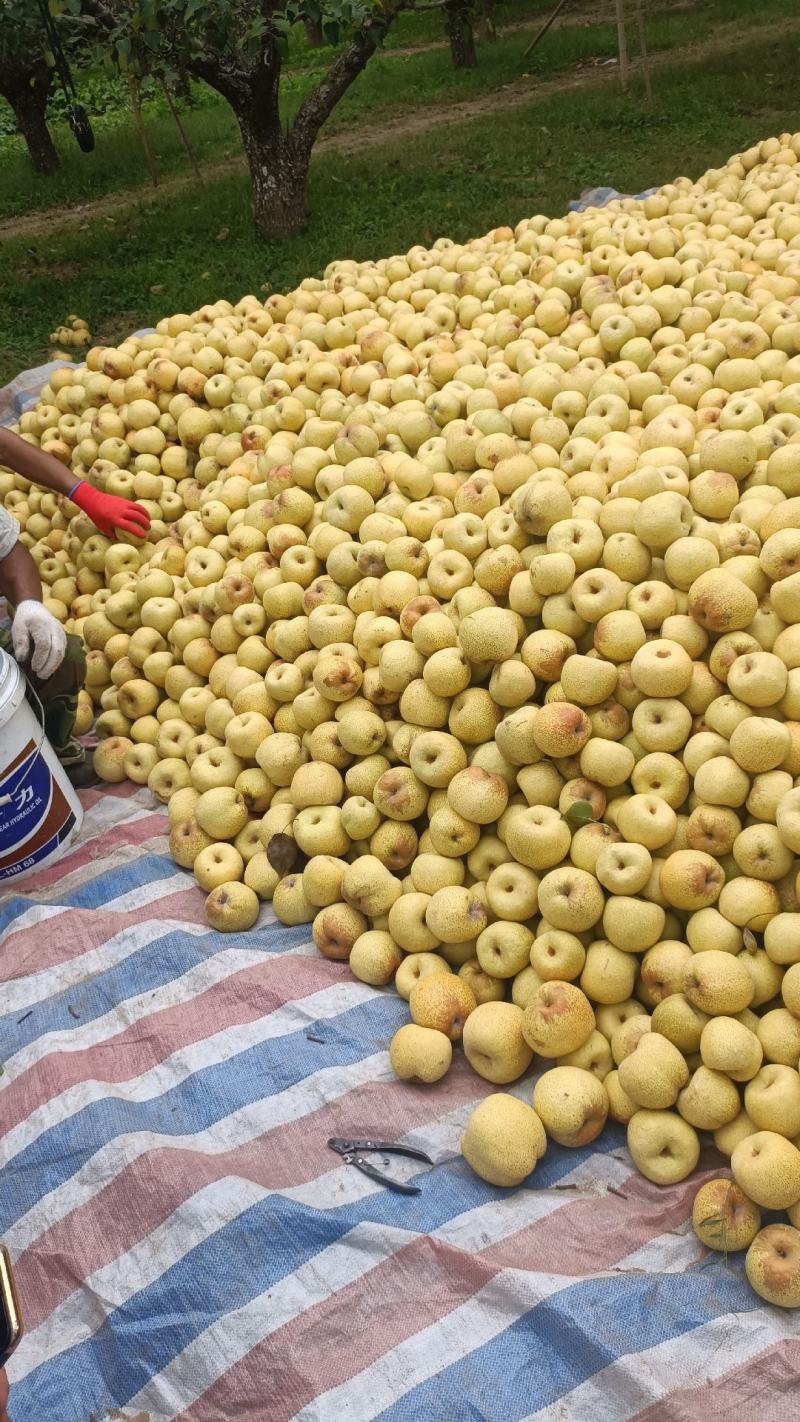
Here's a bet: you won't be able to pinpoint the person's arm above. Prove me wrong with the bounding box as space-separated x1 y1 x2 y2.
0 540 66 679
0 539 42 605
0 426 77 497
0 1365 8 1422
0 427 151 540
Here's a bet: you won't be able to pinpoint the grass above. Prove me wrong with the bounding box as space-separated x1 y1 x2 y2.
289 0 797 130
0 103 241 221
0 24 797 385
0 0 794 222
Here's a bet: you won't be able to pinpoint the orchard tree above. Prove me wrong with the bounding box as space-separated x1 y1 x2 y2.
444 0 476 69
0 1 59 173
80 0 411 239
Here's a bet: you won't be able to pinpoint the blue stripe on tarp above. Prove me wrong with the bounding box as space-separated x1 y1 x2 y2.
54 852 180 910
377 1265 758 1422
2 990 408 1230
10 1134 617 1421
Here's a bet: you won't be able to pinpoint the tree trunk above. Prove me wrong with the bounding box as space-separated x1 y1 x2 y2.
478 0 497 41
304 16 324 48
237 107 310 238
189 24 386 240
0 65 59 175
445 1 478 68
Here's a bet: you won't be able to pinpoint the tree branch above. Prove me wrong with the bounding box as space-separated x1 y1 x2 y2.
290 9 404 154
77 0 117 35
80 0 252 104
184 50 253 103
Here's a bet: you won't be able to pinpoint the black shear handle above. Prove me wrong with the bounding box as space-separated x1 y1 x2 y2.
329 1137 432 1162
350 1155 421 1195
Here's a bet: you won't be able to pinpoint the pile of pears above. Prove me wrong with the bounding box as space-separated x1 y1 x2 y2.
6 133 800 1306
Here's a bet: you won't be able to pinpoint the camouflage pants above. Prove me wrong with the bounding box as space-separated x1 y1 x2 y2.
0 628 84 760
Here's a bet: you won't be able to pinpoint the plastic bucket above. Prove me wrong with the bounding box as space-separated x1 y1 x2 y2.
0 647 83 884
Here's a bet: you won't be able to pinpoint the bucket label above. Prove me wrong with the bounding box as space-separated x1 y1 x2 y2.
0 740 76 880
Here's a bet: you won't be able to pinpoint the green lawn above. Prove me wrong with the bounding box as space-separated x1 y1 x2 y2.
0 0 794 222
0 23 797 385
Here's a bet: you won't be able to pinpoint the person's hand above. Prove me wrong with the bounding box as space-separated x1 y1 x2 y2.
0 1364 9 1421
12 600 67 679
68 483 151 540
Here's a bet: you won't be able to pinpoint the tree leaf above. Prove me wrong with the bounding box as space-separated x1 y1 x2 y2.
563 799 595 828
266 832 298 876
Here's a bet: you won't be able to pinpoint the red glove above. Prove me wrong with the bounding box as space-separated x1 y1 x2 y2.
69 481 151 540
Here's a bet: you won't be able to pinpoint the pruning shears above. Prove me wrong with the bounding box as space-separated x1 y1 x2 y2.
328 1137 433 1195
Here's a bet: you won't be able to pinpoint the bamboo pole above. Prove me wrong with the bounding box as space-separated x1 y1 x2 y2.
635 0 652 103
522 0 572 63
128 76 158 187
615 0 629 92
158 78 202 183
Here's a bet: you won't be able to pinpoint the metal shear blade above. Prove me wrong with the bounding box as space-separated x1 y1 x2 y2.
328 1137 433 1195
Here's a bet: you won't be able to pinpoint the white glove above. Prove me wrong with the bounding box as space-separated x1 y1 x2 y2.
12 600 67 680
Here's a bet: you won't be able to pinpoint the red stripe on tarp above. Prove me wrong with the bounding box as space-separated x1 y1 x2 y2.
176 1232 500 1422
1 882 208 981
481 1162 719 1275
633 1338 800 1422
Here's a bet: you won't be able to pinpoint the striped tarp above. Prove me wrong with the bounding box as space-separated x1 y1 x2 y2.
567 186 657 211
1 784 797 1420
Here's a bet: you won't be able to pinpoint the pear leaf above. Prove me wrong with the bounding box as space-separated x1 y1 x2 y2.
266 832 298 876
563 799 594 828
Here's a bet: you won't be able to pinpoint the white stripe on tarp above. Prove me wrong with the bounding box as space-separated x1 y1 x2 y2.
520 1308 799 1422
617 1219 702 1274
1 978 378 1168
5 1050 391 1255
79 785 154 829
125 1150 634 1422
434 1151 631 1252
